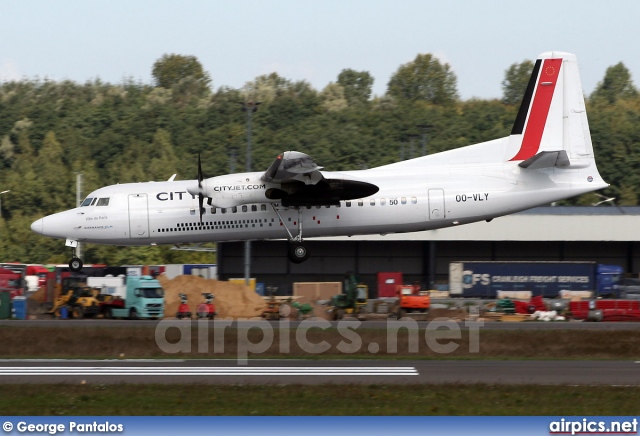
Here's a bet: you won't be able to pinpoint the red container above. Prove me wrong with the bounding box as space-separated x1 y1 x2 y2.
377 272 403 298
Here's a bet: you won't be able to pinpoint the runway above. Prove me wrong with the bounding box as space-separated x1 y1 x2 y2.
4 319 640 330
0 359 637 385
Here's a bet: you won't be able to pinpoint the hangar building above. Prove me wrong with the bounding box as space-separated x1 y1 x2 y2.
217 206 640 296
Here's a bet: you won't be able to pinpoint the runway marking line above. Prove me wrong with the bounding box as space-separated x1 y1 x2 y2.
0 366 418 376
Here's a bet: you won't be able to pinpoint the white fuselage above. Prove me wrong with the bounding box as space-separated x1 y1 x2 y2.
31 145 605 246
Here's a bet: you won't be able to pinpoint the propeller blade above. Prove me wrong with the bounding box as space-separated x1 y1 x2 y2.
199 193 204 225
197 153 204 224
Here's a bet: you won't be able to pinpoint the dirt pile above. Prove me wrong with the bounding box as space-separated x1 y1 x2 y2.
158 274 266 319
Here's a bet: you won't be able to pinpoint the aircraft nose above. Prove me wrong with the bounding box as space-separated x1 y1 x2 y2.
31 218 44 235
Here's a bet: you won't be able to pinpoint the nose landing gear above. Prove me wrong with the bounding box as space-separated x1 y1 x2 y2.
66 239 83 272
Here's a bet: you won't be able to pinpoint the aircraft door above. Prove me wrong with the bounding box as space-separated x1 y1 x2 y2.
428 189 445 220
128 193 150 238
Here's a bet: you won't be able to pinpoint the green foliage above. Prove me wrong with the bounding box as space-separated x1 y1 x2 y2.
0 54 638 264
386 53 459 104
151 53 211 99
590 62 638 104
337 69 374 105
502 60 534 105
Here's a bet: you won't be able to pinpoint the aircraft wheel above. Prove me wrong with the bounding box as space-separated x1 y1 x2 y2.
69 257 83 272
288 242 310 264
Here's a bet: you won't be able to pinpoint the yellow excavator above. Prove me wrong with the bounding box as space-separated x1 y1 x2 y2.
43 276 102 319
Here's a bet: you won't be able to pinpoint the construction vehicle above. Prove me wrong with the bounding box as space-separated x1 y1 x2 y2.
262 295 286 320
330 283 368 320
176 293 192 319
196 293 216 319
43 276 102 319
103 275 165 319
395 283 430 319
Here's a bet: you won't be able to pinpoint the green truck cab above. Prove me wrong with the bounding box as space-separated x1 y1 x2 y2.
108 275 164 319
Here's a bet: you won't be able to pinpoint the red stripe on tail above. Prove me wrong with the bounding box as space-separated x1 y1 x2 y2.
510 58 562 161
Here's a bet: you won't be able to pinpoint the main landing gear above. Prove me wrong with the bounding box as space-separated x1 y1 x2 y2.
66 239 83 272
271 205 311 264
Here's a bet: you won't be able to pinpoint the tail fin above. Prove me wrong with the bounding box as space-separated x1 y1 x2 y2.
506 52 594 166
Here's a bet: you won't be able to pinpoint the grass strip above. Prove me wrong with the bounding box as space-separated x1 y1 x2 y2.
0 384 638 415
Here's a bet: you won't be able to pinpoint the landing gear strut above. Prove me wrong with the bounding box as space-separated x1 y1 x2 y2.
66 239 83 272
272 205 311 264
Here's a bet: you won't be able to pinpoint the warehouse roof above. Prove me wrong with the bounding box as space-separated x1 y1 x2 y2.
317 206 640 242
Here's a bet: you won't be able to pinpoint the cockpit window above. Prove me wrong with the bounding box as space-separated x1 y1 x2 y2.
81 198 94 207
97 198 110 206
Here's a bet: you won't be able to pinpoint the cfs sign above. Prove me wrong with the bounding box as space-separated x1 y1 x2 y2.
462 271 491 289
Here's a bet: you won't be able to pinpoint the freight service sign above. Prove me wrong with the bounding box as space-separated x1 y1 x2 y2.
449 262 595 297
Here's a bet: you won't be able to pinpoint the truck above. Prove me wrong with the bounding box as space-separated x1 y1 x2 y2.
0 267 24 298
102 275 165 319
449 261 623 298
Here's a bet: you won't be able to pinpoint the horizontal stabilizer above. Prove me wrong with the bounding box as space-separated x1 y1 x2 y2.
518 150 570 169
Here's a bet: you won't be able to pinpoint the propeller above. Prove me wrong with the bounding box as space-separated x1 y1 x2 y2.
197 153 204 224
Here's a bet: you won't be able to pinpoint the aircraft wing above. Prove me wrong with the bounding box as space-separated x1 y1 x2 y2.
261 151 379 207
262 151 324 185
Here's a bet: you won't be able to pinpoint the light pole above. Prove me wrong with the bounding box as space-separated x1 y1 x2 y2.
240 101 261 286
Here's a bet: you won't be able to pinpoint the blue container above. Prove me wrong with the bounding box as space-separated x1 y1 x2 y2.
255 283 265 296
12 297 26 320
59 306 69 319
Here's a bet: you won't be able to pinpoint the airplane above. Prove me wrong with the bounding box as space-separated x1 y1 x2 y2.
31 52 608 271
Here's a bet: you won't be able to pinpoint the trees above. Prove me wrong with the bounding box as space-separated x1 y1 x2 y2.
501 60 534 106
337 69 374 105
386 53 458 105
590 62 638 104
151 54 211 98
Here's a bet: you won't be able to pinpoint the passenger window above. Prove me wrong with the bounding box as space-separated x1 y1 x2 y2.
81 198 94 207
242 205 247 212
211 208 216 214
411 197 417 204
261 204 267 211
97 198 110 206
381 198 386 206
401 197 407 205
232 207 237 213
346 201 351 207
251 205 257 212
370 199 375 206
221 208 227 214
358 200 363 207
